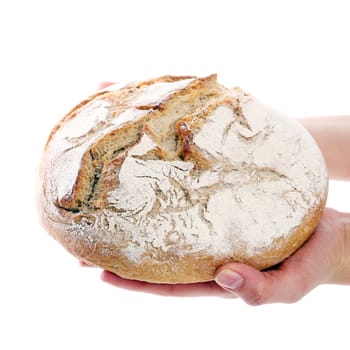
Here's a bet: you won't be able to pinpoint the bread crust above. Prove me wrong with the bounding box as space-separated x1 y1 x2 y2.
38 75 328 283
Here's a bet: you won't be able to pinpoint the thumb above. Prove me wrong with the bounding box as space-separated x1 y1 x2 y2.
214 262 314 305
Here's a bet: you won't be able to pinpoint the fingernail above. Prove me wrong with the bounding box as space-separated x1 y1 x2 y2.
215 270 244 292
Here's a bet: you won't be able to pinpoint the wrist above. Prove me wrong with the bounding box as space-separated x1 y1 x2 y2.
333 212 350 284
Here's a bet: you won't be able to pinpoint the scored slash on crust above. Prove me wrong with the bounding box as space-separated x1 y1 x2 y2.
55 74 229 212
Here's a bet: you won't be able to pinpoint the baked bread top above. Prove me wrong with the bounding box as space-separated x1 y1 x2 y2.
38 75 328 283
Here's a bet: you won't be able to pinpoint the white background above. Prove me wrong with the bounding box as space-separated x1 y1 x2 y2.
1 1 349 349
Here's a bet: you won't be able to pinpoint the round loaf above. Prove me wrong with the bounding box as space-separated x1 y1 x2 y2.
37 74 328 283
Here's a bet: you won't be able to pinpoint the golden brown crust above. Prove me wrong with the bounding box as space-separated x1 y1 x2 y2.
55 75 224 211
38 74 329 284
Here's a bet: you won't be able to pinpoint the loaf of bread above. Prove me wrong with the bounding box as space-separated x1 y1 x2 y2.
37 74 328 283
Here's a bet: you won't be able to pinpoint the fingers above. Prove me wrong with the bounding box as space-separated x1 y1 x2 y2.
215 261 318 305
214 209 345 305
97 82 117 90
101 270 233 298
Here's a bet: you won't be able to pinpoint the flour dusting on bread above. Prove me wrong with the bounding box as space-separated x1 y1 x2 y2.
38 75 328 283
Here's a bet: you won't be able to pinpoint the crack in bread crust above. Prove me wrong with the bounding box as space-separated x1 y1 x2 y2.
57 75 226 211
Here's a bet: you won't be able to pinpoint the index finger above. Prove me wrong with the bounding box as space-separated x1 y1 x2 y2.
101 270 234 298
98 81 118 90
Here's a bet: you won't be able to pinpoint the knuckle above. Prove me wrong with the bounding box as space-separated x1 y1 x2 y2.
285 274 313 304
285 292 303 304
243 284 267 306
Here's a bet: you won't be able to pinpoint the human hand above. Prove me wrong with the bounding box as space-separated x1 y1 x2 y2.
97 208 350 304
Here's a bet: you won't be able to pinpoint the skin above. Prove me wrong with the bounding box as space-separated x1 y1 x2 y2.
85 83 350 304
